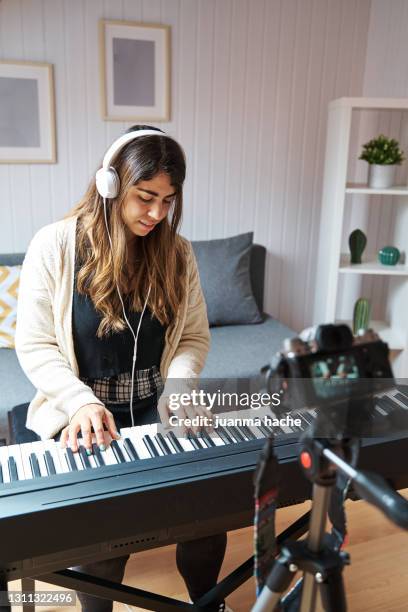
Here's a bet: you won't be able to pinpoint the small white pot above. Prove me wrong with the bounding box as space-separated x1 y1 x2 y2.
368 164 397 189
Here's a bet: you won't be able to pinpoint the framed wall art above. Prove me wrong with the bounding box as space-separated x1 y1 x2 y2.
0 60 56 163
99 19 171 122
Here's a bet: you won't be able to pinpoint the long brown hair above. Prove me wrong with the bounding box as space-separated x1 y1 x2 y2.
66 125 187 337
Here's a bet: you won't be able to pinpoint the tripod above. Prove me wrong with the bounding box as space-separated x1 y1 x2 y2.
252 435 408 612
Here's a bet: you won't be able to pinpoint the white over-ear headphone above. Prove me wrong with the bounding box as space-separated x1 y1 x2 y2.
97 128 171 427
95 128 170 198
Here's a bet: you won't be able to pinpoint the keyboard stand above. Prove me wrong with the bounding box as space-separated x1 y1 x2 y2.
28 511 310 611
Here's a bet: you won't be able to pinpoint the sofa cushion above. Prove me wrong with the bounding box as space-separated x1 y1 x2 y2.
192 232 262 327
0 348 35 438
202 314 294 379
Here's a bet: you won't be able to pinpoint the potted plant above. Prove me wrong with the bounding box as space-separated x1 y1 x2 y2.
359 134 405 189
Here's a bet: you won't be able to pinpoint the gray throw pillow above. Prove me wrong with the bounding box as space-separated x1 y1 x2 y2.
191 232 262 326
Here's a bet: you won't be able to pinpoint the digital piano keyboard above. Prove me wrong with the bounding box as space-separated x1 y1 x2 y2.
0 388 408 581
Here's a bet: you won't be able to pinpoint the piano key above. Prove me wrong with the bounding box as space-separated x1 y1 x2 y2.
122 427 151 460
65 448 78 471
166 431 184 453
187 433 203 450
177 436 197 453
8 457 19 481
30 441 49 477
0 463 2 484
216 426 234 444
7 444 26 480
0 446 10 483
50 440 69 473
116 438 134 461
227 426 245 443
378 395 401 413
20 442 36 479
78 446 92 469
394 392 408 408
29 453 42 478
155 433 172 455
111 439 127 463
237 425 255 441
143 435 160 458
92 444 106 467
44 450 56 475
102 443 120 466
199 431 216 448
257 423 273 438
122 438 139 461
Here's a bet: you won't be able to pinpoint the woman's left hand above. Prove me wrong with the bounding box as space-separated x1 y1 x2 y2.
157 394 213 436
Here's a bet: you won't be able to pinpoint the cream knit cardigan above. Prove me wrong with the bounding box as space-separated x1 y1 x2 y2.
15 217 210 440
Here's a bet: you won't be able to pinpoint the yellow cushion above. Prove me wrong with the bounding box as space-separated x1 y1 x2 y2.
0 265 21 349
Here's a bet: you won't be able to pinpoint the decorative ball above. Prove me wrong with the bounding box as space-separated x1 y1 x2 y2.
378 246 400 266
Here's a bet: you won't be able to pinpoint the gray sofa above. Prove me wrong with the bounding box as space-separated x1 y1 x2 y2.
0 245 293 441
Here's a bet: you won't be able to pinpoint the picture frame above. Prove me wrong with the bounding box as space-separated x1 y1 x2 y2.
0 60 56 164
99 19 171 122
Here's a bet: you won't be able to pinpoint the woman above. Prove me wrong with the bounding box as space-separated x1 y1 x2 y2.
15 125 229 612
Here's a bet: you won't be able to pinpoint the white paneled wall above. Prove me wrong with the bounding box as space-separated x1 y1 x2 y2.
0 0 371 331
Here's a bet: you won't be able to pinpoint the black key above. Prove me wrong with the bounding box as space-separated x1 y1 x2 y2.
395 392 408 408
166 431 184 453
216 426 233 444
187 432 203 450
295 413 310 430
79 446 92 469
241 425 257 440
199 431 216 447
92 443 105 467
228 426 245 442
111 439 127 463
8 457 19 481
123 438 139 461
0 464 3 484
44 450 56 475
379 396 400 412
155 433 172 455
65 448 78 471
376 397 393 414
29 453 41 478
143 435 160 458
235 425 251 441
257 424 272 438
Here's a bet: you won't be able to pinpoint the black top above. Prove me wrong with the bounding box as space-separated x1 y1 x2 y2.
72 238 167 380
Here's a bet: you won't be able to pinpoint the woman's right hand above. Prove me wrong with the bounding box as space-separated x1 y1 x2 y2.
60 403 120 453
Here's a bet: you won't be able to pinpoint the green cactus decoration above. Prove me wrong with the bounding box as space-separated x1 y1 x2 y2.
349 229 367 264
353 298 371 335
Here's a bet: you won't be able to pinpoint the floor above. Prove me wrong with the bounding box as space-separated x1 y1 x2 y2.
9 488 408 612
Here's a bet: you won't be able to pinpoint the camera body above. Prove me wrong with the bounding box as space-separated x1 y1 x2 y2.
264 324 394 417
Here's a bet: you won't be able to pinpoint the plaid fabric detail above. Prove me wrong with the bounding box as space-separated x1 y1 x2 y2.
82 365 164 405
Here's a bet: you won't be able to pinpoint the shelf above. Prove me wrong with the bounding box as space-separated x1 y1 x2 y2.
346 183 408 195
339 255 408 276
336 319 406 351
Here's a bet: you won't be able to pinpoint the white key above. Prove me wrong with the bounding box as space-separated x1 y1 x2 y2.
19 442 36 479
116 437 132 461
30 441 49 477
124 426 152 460
54 442 71 473
101 443 118 466
7 444 26 480
0 446 10 483
177 436 196 452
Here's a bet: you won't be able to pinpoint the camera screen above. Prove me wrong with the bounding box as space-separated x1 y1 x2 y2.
309 354 360 399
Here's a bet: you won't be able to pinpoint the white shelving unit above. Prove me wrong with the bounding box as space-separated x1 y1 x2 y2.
313 97 408 376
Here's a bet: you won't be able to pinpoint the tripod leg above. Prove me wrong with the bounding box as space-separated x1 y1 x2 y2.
319 569 347 612
252 557 295 612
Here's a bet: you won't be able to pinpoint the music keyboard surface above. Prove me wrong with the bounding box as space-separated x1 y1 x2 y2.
0 388 407 579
